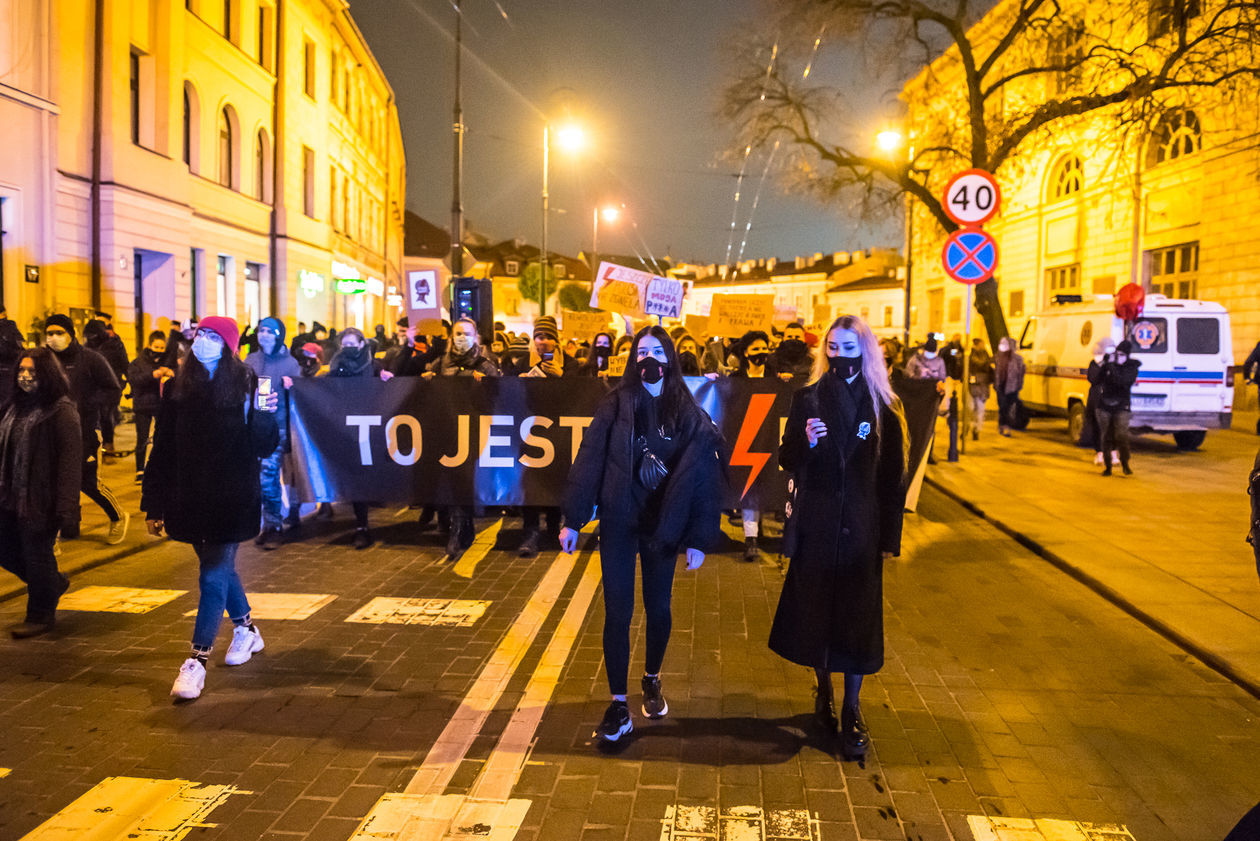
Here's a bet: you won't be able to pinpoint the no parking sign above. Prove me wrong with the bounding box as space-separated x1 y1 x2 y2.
941 228 999 284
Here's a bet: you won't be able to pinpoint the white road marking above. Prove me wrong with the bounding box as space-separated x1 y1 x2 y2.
345 598 490 627
348 794 530 841
968 816 1137 840
452 517 505 579
58 586 187 614
20 776 245 840
660 805 820 840
181 592 336 620
470 551 603 802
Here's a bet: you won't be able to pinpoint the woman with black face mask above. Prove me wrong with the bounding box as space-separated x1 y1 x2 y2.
771 315 907 759
676 335 702 376
560 326 726 745
0 348 82 638
731 330 774 561
578 331 616 377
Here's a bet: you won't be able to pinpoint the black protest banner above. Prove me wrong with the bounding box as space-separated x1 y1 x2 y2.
287 377 798 509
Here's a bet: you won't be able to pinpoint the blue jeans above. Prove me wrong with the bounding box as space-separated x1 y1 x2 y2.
259 442 285 530
192 543 250 649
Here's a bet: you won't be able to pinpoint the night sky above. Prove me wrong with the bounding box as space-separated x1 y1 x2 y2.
351 0 901 265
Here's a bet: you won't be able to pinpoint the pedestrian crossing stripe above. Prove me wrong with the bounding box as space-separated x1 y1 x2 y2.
348 793 530 840
181 592 336 620
0 768 9 778
345 598 490 627
660 805 820 840
19 776 245 840
58 586 187 614
452 517 504 579
968 816 1136 840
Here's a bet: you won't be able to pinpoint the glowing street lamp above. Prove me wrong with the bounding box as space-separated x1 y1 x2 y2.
876 128 913 347
876 129 904 153
591 204 622 282
541 121 586 316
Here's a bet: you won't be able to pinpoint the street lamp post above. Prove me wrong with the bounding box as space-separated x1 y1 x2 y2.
591 205 619 287
540 123 584 318
876 129 914 348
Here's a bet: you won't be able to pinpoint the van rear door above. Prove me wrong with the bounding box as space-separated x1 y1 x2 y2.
1168 315 1228 414
1128 316 1170 412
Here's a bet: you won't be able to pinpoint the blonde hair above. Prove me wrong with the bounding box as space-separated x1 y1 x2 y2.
809 315 906 440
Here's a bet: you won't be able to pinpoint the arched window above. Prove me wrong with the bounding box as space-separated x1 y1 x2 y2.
218 106 234 188
1048 154 1083 201
183 81 201 174
1148 110 1201 166
255 128 271 202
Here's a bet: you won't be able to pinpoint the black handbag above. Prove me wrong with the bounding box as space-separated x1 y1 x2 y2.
636 435 669 492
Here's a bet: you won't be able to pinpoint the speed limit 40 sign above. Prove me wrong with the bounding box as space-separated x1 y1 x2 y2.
943 169 1001 226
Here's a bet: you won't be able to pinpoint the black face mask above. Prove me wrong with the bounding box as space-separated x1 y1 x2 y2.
746 352 769 368
779 338 807 357
637 357 665 385
679 351 698 370
299 358 320 375
828 355 862 378
594 345 611 358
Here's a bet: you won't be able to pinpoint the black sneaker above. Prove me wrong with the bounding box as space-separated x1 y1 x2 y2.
596 700 634 743
518 530 541 558
261 528 283 551
352 528 374 550
641 675 668 719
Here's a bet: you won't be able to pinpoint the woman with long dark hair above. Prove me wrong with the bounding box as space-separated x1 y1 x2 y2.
0 348 82 638
560 325 725 743
142 317 279 701
771 315 907 759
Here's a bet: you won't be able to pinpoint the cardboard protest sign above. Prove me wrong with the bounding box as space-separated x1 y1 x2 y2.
607 353 629 377
773 304 799 326
709 294 775 336
406 269 446 334
561 310 612 340
684 314 710 338
591 262 685 320
644 276 685 319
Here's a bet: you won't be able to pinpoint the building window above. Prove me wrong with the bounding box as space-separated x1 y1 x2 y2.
218 106 235 189
329 166 338 229
222 0 232 40
883 306 894 327
948 297 961 322
342 175 350 234
330 50 339 110
1009 290 1025 317
553 262 566 279
303 38 316 99
255 129 271 202
182 82 201 173
505 260 519 276
182 90 191 164
216 254 229 315
257 4 274 70
129 51 141 145
1046 263 1081 298
1148 110 1201 166
1149 0 1200 39
302 146 315 218
1047 19 1085 93
1148 242 1198 298
1048 155 1083 200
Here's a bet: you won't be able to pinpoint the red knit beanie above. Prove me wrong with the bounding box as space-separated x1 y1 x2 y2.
199 316 240 355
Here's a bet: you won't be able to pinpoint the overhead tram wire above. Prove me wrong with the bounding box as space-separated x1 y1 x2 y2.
725 40 778 270
734 140 780 270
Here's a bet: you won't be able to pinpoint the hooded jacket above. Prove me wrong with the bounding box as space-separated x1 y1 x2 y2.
126 348 168 414
245 317 301 431
50 338 123 452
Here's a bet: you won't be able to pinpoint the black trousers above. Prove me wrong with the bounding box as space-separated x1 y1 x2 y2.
600 527 679 696
0 509 65 622
134 412 154 473
1096 407 1132 466
523 506 560 535
81 451 121 522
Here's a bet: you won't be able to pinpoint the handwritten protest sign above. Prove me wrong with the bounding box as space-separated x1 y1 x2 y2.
561 310 611 340
709 294 775 336
591 262 685 320
607 353 629 377
773 304 799 326
407 269 446 334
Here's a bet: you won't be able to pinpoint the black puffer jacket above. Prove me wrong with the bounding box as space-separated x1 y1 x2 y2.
50 340 122 451
0 397 82 533
141 372 278 544
562 384 726 551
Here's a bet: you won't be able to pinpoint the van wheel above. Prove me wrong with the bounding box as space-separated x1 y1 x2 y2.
1068 402 1086 444
1173 430 1206 451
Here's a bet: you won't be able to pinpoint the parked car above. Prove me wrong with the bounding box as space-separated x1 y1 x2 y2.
1017 294 1233 450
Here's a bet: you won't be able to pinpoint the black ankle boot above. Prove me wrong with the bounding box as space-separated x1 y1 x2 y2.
814 687 838 735
743 536 759 562
840 703 869 760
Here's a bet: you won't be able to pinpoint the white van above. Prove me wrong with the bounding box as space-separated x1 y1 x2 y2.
1017 294 1233 449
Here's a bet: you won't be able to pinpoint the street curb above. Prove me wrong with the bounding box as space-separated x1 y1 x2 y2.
925 476 1260 702
0 539 165 606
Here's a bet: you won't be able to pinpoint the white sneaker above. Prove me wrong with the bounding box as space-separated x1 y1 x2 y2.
1093 451 1104 465
1111 450 1121 465
107 512 130 545
171 658 206 700
225 625 264 666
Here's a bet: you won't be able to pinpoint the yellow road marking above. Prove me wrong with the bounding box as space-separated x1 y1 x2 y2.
348 793 530 841
345 598 490 627
403 539 586 796
968 816 1137 840
181 592 335 620
471 550 603 802
452 517 505 578
58 586 187 614
0 768 9 778
20 776 245 840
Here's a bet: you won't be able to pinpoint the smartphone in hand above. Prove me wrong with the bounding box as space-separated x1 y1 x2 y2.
256 376 272 410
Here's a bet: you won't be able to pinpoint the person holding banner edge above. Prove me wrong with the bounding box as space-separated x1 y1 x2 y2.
771 314 908 759
560 325 726 744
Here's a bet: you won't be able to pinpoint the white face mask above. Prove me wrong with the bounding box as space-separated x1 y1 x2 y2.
998 339 1011 352
46 334 70 352
924 350 938 359
452 334 474 354
192 335 223 364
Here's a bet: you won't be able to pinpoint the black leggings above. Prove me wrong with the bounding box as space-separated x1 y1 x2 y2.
135 412 154 473
600 528 678 696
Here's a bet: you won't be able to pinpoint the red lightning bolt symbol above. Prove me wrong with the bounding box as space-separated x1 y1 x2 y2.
730 392 776 500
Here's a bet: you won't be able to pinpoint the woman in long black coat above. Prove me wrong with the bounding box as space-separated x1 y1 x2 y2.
142 317 278 702
560 325 725 744
771 314 907 759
